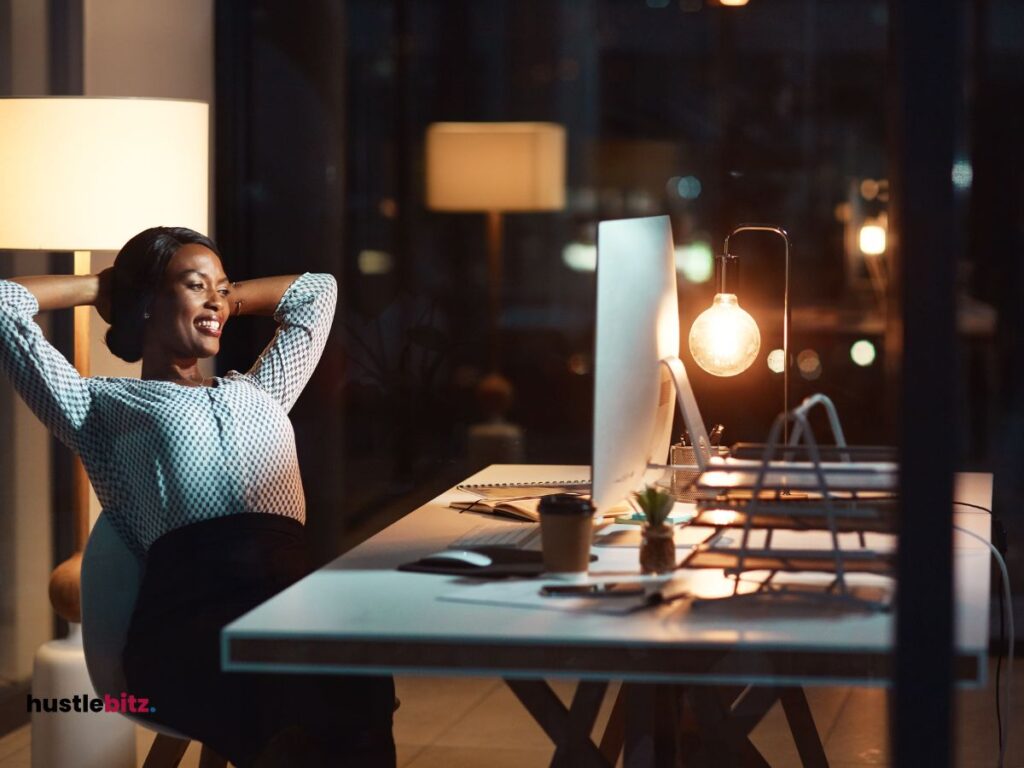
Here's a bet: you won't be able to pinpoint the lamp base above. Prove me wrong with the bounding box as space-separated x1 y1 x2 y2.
30 623 135 768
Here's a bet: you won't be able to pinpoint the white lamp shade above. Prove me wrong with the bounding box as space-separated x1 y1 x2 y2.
425 122 565 212
0 98 209 251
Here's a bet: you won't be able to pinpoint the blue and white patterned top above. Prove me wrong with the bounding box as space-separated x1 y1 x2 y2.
0 272 337 558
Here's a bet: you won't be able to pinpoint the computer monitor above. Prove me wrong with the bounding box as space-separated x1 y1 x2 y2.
591 215 711 513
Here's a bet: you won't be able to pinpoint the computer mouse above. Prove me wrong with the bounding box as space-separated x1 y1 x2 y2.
419 549 493 568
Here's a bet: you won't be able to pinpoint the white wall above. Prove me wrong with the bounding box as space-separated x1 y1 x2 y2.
83 0 213 102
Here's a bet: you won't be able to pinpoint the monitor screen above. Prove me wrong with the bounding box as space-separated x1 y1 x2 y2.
591 215 680 513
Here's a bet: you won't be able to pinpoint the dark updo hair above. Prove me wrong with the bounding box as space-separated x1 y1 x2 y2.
105 226 221 362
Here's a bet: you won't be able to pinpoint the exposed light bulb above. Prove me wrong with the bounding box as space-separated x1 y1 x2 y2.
688 293 761 377
859 223 886 255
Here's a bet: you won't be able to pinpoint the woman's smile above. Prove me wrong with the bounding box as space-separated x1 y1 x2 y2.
194 314 224 338
144 244 233 360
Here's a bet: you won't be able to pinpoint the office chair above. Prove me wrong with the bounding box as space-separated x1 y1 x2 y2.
81 513 227 768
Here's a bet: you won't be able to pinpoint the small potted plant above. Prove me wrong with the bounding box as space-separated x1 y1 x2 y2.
630 486 677 574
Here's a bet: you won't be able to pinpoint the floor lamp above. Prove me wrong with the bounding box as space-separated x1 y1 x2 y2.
425 122 565 462
0 97 208 768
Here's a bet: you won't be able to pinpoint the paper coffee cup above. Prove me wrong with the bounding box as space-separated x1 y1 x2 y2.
538 494 594 580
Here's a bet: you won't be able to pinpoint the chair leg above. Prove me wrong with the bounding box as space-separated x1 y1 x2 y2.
198 743 229 768
142 733 190 768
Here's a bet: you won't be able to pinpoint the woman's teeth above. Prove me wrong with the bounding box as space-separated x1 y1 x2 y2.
195 319 221 335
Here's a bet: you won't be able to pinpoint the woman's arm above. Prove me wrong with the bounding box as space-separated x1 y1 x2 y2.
11 271 112 322
228 275 304 318
237 273 337 413
0 280 96 450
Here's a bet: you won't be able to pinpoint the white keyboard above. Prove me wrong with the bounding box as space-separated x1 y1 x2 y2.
451 522 543 550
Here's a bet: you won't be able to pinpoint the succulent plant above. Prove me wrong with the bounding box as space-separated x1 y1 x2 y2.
630 485 675 528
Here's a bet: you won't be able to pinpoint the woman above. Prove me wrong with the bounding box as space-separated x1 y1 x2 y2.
0 227 395 767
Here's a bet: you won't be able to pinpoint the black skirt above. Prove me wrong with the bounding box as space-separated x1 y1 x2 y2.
122 512 395 768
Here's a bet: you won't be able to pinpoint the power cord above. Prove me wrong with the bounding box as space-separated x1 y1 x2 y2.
953 501 1012 768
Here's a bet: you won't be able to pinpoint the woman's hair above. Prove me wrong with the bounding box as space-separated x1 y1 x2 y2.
105 226 221 362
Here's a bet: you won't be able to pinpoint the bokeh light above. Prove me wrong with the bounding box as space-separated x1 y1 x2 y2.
562 242 597 272
766 348 785 373
676 175 702 200
797 349 822 380
850 339 877 367
859 223 886 255
952 160 973 190
675 241 714 283
860 178 880 200
358 250 393 275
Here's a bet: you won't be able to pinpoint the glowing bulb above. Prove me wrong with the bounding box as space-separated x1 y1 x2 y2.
688 293 761 377
859 223 886 255
766 348 785 373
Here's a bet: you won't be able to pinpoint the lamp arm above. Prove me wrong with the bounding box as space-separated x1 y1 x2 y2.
720 224 792 443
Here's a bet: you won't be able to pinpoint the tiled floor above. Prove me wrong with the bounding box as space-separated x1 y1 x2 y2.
1 661 1020 767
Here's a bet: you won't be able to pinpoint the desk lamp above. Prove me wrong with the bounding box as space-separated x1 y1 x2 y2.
688 224 791 439
426 122 565 430
0 97 209 621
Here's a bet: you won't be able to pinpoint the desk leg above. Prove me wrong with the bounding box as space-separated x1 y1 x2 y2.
599 684 627 764
779 688 829 768
682 685 828 768
687 685 773 767
503 678 610 768
623 683 679 768
552 681 610 768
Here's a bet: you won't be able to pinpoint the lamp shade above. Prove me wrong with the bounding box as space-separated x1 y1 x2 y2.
0 98 208 251
425 122 565 212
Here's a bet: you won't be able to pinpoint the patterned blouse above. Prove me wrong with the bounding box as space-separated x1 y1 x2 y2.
0 272 337 558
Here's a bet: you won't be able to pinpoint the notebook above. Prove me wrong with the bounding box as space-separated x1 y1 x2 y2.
449 497 544 523
456 480 590 500
450 495 632 523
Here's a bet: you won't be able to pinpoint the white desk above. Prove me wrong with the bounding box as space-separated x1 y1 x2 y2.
221 466 993 766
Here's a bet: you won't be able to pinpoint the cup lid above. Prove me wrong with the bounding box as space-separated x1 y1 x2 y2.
538 493 595 516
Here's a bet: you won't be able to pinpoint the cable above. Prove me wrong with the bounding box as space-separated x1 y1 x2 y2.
953 498 1011 766
953 523 1012 768
996 567 1005 759
954 501 994 514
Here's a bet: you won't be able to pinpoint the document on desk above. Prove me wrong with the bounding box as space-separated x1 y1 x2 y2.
449 497 543 522
457 482 590 500
438 574 685 615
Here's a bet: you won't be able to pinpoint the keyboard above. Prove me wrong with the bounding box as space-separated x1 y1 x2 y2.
451 522 543 550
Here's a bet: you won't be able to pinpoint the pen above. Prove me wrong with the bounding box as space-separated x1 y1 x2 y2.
629 589 690 612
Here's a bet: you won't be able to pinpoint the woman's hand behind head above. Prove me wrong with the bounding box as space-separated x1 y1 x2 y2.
95 267 114 325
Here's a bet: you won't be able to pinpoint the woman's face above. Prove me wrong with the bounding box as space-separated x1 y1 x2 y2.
146 244 231 359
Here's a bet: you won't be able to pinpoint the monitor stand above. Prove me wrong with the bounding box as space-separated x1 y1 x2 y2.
660 356 712 472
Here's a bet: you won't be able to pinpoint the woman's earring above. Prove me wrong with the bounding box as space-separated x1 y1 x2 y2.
143 310 151 320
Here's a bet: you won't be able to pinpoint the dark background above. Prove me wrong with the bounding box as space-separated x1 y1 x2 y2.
212 0 1021 585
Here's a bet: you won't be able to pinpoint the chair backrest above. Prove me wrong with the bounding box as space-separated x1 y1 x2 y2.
80 513 143 699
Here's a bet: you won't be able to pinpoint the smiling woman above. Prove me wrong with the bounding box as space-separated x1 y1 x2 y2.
0 228 395 766
103 227 223 367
